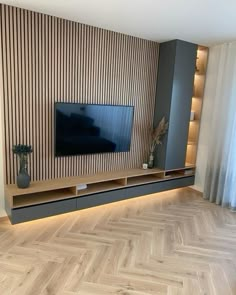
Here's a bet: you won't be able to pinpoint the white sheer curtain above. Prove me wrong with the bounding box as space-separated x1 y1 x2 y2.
203 42 236 209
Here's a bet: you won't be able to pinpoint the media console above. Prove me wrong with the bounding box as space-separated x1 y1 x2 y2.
5 166 195 224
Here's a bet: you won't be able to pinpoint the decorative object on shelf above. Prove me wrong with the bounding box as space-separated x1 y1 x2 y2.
76 184 87 190
148 117 169 168
190 111 195 121
142 163 148 170
195 56 199 72
147 152 155 169
13 144 33 188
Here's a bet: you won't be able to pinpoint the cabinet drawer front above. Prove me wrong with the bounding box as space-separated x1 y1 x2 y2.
77 188 126 210
10 176 194 224
11 198 77 224
125 183 161 198
76 176 194 210
125 176 195 199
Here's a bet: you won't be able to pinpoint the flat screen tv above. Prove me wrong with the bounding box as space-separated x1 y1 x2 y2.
55 103 134 156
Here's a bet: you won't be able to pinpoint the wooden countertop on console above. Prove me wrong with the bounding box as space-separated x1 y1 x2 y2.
5 168 165 196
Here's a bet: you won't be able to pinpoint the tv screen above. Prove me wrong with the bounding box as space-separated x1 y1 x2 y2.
55 103 134 156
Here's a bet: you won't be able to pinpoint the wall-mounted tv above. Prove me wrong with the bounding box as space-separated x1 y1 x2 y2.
55 103 134 156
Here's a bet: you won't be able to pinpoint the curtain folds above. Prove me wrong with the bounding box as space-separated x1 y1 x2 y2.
203 42 236 210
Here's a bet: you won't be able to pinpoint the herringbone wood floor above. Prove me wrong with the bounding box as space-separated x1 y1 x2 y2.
0 188 236 295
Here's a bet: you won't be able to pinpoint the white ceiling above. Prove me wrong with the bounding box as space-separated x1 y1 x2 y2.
1 0 236 46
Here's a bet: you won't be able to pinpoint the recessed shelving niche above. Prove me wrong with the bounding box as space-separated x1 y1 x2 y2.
13 187 76 208
186 46 208 166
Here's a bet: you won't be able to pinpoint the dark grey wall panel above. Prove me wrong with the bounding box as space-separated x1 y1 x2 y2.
11 198 77 224
154 40 197 170
153 41 176 132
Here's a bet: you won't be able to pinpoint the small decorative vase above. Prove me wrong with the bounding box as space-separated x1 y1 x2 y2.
148 152 154 169
17 170 30 188
17 154 30 188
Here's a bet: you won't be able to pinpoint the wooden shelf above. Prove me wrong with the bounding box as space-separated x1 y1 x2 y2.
127 174 163 186
185 163 195 168
5 168 163 197
5 167 196 224
164 174 192 180
165 171 195 180
13 188 75 208
78 181 124 196
187 141 197 146
165 166 195 176
6 167 195 211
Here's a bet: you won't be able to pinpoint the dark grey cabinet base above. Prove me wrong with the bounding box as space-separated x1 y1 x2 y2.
11 198 77 224
9 176 194 224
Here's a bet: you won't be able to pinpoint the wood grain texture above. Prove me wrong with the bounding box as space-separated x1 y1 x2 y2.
5 167 194 209
0 188 236 294
0 4 159 185
6 168 164 196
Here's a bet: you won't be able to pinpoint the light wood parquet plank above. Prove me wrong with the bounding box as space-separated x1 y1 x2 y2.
21 261 60 295
99 273 168 294
210 264 232 295
0 188 236 294
119 267 184 289
182 279 201 295
197 271 215 295
10 265 42 295
64 250 95 292
167 286 183 295
220 261 236 294
0 275 20 295
40 256 80 295
77 282 151 295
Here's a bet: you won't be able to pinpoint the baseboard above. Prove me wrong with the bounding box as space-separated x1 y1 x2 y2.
0 209 7 218
0 216 9 222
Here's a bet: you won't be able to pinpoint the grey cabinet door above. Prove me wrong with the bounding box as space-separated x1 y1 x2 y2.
76 177 195 210
9 176 195 224
154 40 197 170
11 198 77 224
76 188 127 210
125 176 195 199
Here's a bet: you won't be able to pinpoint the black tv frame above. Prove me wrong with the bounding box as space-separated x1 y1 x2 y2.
54 102 135 157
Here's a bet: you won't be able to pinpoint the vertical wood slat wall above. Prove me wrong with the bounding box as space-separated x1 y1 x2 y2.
0 4 159 185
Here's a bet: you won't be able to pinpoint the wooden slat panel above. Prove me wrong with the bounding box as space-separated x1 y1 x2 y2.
0 4 159 185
